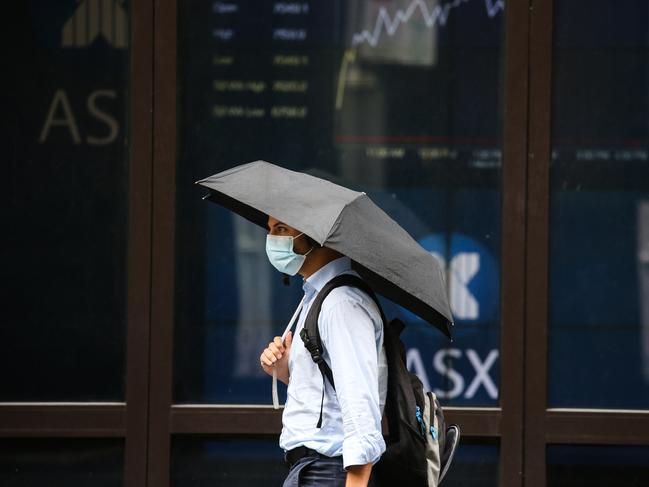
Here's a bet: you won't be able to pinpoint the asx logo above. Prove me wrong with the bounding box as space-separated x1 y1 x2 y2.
61 0 128 49
408 347 499 400
419 233 499 324
403 233 501 402
39 89 119 146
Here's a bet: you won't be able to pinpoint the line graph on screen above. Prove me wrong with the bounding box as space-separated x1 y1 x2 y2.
336 0 504 110
351 0 504 48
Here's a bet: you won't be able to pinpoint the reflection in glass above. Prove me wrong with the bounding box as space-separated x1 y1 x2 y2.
547 445 649 487
171 438 498 487
439 443 499 487
176 0 503 406
640 202 649 384
172 437 286 487
3 1 130 401
548 0 649 408
0 438 123 487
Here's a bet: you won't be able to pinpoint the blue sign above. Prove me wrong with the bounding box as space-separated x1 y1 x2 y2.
412 232 499 327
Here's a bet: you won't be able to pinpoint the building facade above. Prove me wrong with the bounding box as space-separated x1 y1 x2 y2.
3 1 649 485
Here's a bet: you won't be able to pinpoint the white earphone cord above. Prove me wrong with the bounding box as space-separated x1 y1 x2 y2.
272 296 306 409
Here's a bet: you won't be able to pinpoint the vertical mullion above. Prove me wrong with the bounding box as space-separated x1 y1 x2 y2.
525 0 554 486
125 0 154 486
500 1 530 486
149 0 178 486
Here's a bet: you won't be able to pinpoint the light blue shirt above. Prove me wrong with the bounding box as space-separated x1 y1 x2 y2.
279 256 388 469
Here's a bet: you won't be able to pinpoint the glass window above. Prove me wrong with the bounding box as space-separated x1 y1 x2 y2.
547 445 649 487
548 0 649 408
171 437 498 487
172 437 286 486
3 2 130 400
441 442 499 487
176 0 504 406
0 438 123 487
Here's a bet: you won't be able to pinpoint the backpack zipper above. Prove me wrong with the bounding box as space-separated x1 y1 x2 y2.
415 406 426 437
427 392 438 441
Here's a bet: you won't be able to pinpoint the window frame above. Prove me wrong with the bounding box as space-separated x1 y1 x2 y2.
524 1 649 486
3 2 649 487
0 1 153 487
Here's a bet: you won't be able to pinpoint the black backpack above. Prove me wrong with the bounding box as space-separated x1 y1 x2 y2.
300 273 460 486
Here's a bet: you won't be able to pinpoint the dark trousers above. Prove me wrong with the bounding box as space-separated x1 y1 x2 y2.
283 453 377 487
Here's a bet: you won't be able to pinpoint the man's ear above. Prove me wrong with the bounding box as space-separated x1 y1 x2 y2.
306 236 320 248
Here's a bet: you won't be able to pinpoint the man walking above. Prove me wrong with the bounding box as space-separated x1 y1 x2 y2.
260 215 388 487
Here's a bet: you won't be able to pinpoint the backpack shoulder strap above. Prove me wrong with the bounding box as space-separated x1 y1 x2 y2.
300 273 386 392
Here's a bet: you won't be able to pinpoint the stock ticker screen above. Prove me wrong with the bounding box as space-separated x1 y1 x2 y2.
175 0 505 406
175 0 649 408
178 0 504 180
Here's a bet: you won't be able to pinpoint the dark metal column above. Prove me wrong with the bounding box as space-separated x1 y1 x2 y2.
148 0 178 486
125 0 154 485
500 0 532 485
525 0 554 485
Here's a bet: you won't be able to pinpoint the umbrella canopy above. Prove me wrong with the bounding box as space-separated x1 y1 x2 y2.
196 160 453 338
302 168 431 239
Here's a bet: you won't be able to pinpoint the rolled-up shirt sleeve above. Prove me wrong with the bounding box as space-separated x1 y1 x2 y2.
319 293 386 469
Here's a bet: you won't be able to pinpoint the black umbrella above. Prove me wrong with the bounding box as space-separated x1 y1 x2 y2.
196 160 453 337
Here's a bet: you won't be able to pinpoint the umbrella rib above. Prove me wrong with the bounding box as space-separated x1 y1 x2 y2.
323 193 365 243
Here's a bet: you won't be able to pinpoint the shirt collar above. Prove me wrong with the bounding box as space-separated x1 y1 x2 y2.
302 256 351 302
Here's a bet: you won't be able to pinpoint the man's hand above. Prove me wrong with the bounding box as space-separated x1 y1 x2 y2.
260 332 293 385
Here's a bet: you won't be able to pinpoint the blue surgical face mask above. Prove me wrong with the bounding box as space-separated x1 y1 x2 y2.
265 232 314 276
